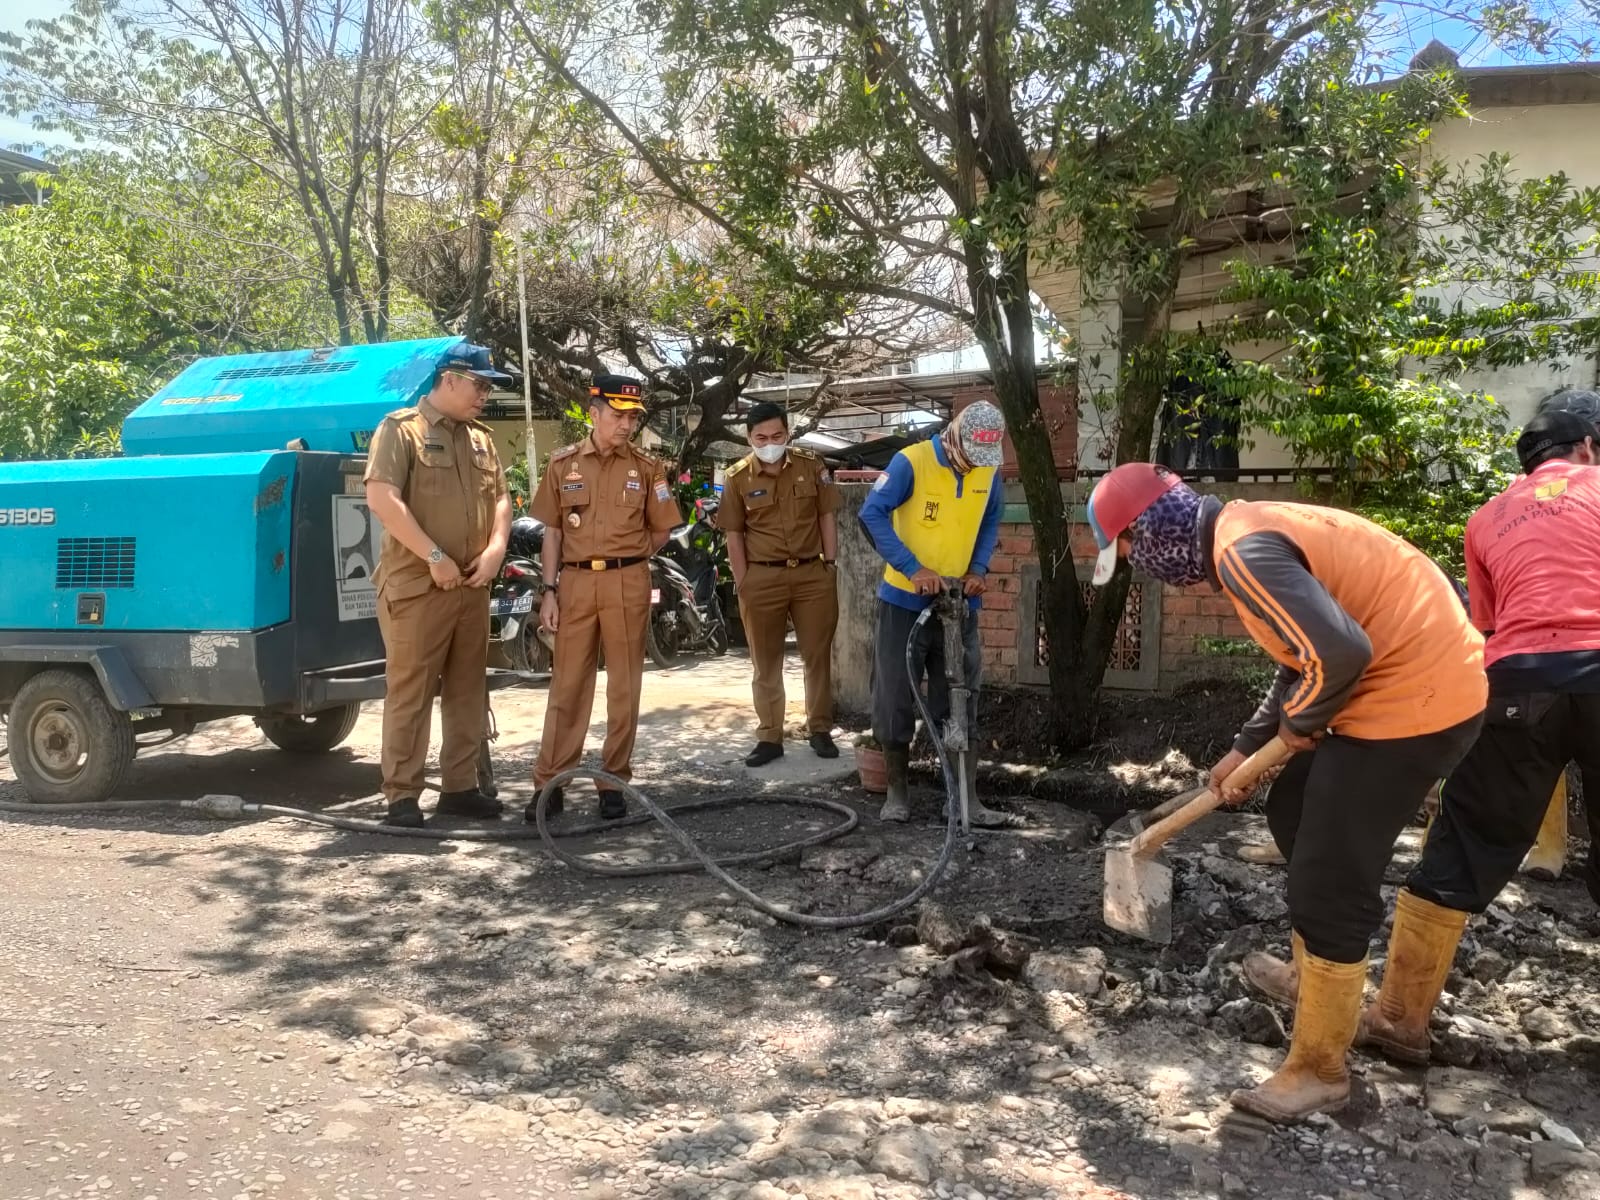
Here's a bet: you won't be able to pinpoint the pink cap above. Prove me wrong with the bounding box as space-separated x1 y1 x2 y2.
1087 463 1184 585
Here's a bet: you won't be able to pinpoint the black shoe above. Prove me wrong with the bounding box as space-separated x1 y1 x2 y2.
436 789 505 819
809 731 839 759
523 786 564 824
745 741 784 767
383 797 426 828
598 790 627 820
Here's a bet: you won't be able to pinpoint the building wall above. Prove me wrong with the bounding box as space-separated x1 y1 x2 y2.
1418 100 1600 427
830 481 887 720
480 416 564 489
1059 95 1600 470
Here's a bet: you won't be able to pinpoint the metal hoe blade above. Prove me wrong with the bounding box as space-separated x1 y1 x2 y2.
1104 845 1173 944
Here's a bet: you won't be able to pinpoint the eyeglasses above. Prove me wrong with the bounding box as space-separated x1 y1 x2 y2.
450 372 493 395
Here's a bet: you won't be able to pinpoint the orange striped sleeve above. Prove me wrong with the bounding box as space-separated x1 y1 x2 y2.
1220 544 1323 717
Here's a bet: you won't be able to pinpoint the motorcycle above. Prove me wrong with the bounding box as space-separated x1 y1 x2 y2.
657 499 745 649
488 516 553 677
646 524 731 667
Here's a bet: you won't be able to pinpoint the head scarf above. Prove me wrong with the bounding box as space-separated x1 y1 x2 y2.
941 401 1006 474
1126 482 1208 587
940 423 972 473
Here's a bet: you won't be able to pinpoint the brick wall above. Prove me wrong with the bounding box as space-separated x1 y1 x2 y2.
974 479 1307 690
976 526 1037 676
830 381 1307 693
1157 588 1253 684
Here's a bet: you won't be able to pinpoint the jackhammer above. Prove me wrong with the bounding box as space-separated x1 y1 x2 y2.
927 580 1017 833
930 581 976 836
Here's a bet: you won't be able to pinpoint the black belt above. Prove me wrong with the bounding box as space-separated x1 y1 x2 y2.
563 557 646 571
749 556 824 568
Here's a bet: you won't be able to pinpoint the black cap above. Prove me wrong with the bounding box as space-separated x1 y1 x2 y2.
1537 387 1600 437
745 401 788 430
1517 409 1595 471
589 373 646 412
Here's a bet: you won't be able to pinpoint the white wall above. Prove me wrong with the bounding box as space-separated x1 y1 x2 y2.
1418 100 1600 429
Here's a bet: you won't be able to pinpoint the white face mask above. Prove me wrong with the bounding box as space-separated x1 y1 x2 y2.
753 443 787 464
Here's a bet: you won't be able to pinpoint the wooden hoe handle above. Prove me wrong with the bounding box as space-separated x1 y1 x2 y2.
1125 737 1293 858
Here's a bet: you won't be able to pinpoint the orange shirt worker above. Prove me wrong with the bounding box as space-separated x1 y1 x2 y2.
1088 463 1486 1126
526 374 681 821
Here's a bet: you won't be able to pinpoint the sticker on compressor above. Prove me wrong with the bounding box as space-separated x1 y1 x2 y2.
333 494 382 621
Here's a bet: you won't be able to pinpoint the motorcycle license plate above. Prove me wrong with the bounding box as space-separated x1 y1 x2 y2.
489 597 512 616
512 593 534 613
650 588 661 604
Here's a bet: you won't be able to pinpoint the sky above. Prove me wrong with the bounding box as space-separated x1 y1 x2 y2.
3 0 1593 155
0 0 71 152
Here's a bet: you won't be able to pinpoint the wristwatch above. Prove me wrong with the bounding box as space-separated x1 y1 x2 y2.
427 547 443 565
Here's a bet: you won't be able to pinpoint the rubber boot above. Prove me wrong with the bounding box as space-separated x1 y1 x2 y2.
879 744 911 823
1355 889 1469 1065
1238 841 1287 866
1521 774 1568 880
1243 930 1304 1008
961 750 1019 829
1230 950 1367 1124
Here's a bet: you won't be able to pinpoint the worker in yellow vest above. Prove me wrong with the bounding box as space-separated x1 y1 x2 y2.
858 401 1013 826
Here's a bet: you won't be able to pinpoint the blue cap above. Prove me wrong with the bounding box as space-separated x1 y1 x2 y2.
441 343 512 386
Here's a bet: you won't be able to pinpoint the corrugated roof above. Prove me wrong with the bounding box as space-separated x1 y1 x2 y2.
0 147 56 206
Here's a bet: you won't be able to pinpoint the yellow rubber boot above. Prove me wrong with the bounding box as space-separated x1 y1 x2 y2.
1521 775 1568 881
1230 950 1366 1124
1356 889 1468 1065
1243 930 1304 1008
1238 841 1288 866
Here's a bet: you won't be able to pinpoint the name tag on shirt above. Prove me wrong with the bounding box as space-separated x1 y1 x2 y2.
749 489 768 498
562 482 585 491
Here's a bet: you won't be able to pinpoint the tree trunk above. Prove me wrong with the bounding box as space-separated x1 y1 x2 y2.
463 9 501 343
1065 256 1184 734
966 241 1106 750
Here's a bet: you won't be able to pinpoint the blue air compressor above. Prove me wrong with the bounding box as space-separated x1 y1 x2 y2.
0 335 513 804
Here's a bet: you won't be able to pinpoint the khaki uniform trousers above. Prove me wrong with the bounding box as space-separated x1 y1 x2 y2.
534 563 651 786
739 559 838 744
377 583 490 801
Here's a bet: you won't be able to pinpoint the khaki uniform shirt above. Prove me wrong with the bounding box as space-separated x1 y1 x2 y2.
531 436 680 561
716 447 840 562
363 398 507 599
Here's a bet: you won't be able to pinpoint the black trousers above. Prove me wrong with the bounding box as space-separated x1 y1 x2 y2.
1410 692 1600 912
870 599 981 748
1264 714 1483 963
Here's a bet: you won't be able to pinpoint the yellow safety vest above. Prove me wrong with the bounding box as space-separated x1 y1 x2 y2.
883 439 997 592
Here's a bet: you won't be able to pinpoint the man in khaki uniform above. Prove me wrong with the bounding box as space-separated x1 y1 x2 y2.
527 373 681 821
363 344 512 827
717 401 841 767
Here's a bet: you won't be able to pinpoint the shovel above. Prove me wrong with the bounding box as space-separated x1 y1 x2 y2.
1103 737 1292 944
1104 784 1211 842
